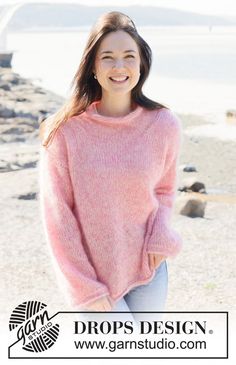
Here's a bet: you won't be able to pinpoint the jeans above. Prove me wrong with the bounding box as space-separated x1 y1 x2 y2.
77 260 168 329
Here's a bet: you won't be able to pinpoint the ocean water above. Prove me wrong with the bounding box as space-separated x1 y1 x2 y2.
7 26 236 139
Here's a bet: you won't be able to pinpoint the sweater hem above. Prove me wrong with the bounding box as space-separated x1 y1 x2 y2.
70 289 110 309
109 270 156 309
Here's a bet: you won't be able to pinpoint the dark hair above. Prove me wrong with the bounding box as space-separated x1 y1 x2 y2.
40 11 168 147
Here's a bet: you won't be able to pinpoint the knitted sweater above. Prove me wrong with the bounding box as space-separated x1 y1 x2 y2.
39 100 183 310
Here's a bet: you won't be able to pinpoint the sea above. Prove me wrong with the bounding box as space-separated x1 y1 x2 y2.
7 25 236 140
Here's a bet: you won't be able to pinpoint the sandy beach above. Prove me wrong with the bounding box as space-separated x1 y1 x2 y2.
1 68 236 330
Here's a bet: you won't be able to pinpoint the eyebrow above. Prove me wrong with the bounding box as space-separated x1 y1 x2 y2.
100 50 136 55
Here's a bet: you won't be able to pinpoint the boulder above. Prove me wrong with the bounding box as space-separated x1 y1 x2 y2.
0 53 13 68
175 194 207 218
179 177 206 193
226 109 236 118
0 105 15 118
0 81 11 91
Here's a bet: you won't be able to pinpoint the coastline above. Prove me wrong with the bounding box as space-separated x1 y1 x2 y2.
0 68 235 324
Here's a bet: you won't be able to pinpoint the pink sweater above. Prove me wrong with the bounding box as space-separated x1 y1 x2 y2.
39 101 183 310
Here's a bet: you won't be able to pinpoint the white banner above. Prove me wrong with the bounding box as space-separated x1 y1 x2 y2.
8 303 228 359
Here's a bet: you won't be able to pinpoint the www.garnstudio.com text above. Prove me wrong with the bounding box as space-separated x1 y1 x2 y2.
74 337 206 351
73 320 208 352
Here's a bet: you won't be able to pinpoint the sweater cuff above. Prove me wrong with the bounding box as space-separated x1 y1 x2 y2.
146 226 183 258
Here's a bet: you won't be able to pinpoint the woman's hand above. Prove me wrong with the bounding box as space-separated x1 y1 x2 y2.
84 296 112 312
148 253 167 270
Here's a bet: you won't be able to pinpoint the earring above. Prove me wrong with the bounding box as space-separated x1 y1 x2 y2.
93 74 97 79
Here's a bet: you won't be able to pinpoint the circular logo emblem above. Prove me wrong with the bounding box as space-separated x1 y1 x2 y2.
9 301 59 352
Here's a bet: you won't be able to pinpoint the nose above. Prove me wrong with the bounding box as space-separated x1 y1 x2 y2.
112 58 125 69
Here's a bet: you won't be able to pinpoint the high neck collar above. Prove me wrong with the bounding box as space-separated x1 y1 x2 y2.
82 100 144 126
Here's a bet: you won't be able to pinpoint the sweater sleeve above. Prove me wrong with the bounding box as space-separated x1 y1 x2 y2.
39 127 110 308
146 110 183 258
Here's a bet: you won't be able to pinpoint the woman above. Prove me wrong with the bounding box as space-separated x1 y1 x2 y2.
39 11 183 323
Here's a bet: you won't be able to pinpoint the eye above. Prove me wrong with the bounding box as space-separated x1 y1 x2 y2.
126 55 135 58
102 56 112 59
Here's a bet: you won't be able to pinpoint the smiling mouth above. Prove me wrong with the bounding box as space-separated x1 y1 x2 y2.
109 76 129 83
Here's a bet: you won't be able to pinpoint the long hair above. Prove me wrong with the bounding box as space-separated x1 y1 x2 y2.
40 11 168 147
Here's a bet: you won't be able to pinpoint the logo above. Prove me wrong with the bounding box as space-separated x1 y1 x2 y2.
9 301 59 352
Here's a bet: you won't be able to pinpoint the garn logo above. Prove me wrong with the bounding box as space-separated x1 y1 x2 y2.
9 301 59 352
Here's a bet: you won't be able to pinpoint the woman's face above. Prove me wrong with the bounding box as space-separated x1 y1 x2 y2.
93 30 141 97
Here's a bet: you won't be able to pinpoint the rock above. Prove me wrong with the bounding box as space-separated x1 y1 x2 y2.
2 125 35 135
17 118 39 128
180 199 206 218
15 192 37 200
14 110 39 120
1 72 20 85
19 161 37 169
0 53 13 68
0 157 37 172
0 159 11 172
175 195 207 218
190 137 199 143
38 111 51 125
16 97 28 102
226 109 236 118
0 81 11 91
182 164 197 172
0 67 64 144
226 109 236 124
34 87 46 95
179 177 206 193
0 144 39 172
0 106 15 118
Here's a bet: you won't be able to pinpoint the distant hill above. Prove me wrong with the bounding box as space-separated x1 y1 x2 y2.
1 3 236 31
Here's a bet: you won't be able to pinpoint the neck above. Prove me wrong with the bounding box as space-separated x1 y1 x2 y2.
96 93 135 117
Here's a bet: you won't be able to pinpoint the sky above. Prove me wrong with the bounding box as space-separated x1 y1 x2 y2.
1 0 236 17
